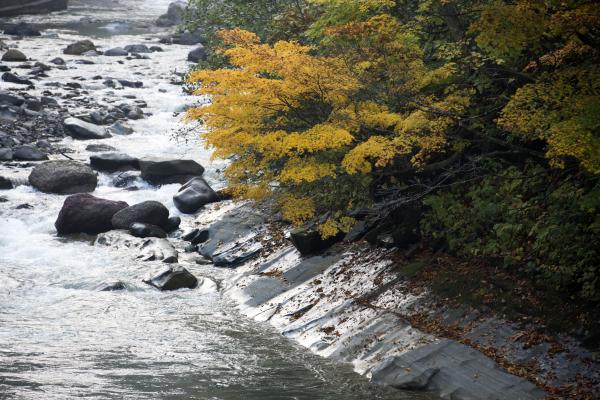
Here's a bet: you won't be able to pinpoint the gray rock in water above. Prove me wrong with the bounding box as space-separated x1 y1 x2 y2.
370 340 545 400
164 216 181 232
173 177 219 214
2 72 32 86
50 57 65 65
107 121 134 135
64 40 96 55
188 45 207 63
89 153 140 172
124 44 150 53
86 144 117 153
0 176 13 190
139 158 205 185
138 238 178 263
104 47 129 57
4 22 41 37
55 193 129 235
149 46 163 52
112 200 170 230
64 117 111 140
0 91 25 106
174 30 203 45
29 160 98 194
13 145 48 161
0 147 14 161
129 222 167 238
99 281 126 291
144 265 198 291
1 49 27 62
155 1 186 27
118 80 143 88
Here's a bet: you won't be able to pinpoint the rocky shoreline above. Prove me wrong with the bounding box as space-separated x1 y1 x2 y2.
1 4 598 400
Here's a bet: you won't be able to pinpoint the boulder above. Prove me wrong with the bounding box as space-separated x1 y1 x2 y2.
111 200 169 230
50 57 65 65
1 49 27 62
89 153 140 172
99 281 126 291
64 40 96 55
138 238 178 263
104 47 128 57
139 158 204 185
144 265 198 291
155 1 186 27
129 222 167 238
173 177 219 214
12 145 48 161
4 23 41 37
290 224 344 255
149 46 163 52
107 121 133 135
0 148 13 161
0 176 12 190
2 72 32 85
164 216 181 232
29 160 98 194
64 117 111 140
188 45 207 63
86 144 117 152
124 44 150 53
55 194 129 235
118 80 143 88
0 91 25 106
174 30 203 45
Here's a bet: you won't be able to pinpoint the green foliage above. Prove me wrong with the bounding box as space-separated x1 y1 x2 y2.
422 166 600 301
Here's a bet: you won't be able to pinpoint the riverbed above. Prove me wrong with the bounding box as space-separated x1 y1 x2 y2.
0 1 430 399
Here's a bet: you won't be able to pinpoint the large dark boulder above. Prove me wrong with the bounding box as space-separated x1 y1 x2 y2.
188 45 207 63
64 40 96 55
2 72 32 86
290 224 344 256
4 23 41 37
89 153 139 172
13 145 48 161
144 265 198 291
129 222 167 239
0 176 12 189
155 1 186 27
64 117 111 140
1 49 27 62
173 177 219 214
55 194 129 235
111 201 169 230
139 158 204 185
29 160 98 194
104 47 128 57
0 91 25 106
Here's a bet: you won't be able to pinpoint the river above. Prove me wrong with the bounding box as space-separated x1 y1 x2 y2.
0 1 430 399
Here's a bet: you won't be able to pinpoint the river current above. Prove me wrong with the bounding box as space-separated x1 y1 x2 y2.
0 2 430 399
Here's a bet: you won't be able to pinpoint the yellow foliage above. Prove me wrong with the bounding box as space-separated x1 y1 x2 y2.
280 196 315 225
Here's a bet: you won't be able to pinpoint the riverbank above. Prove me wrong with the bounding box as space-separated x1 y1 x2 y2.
1 2 598 400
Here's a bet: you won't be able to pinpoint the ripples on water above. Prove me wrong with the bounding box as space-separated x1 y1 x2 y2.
0 2 431 399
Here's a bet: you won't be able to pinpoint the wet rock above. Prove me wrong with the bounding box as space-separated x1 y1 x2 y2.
16 203 33 209
190 229 210 245
290 224 344 255
104 47 128 57
64 40 96 55
188 45 207 63
156 1 186 27
112 171 139 188
29 160 98 194
25 98 43 111
2 72 33 86
55 193 129 235
89 111 113 125
3 22 41 37
64 117 111 140
81 50 99 57
112 200 170 230
144 265 198 291
0 148 13 161
89 153 140 172
124 44 150 53
50 57 65 65
65 82 82 89
0 176 13 189
184 244 198 253
173 177 219 214
99 281 126 291
107 121 133 135
86 143 117 152
138 238 178 263
12 145 48 161
0 65 10 72
118 80 143 88
174 29 204 45
164 216 181 232
75 59 95 65
129 222 167 239
149 46 163 52
1 49 27 62
0 91 25 106
139 158 205 185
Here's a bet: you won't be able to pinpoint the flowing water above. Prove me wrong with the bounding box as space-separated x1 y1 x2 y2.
0 2 432 399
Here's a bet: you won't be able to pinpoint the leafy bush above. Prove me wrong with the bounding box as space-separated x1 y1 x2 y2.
421 166 600 301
